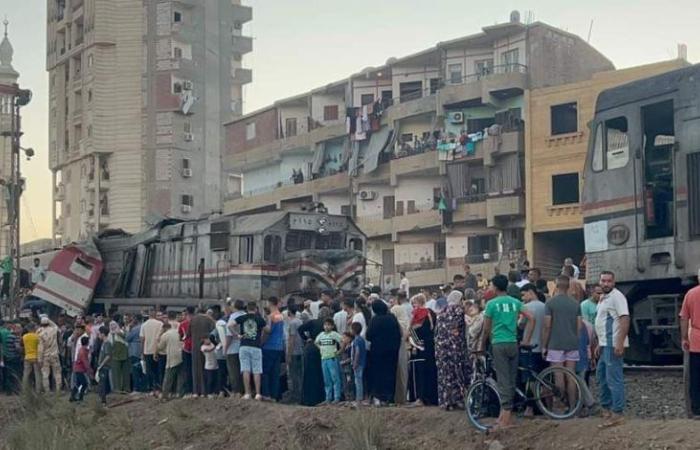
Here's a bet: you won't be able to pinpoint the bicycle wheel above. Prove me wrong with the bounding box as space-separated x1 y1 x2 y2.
465 380 501 432
534 366 583 419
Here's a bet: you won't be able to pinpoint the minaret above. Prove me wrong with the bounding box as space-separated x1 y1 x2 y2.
0 18 19 258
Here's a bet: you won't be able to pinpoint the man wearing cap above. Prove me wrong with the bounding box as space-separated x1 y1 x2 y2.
38 315 62 393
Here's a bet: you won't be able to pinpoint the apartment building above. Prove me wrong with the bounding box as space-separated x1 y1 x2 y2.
0 24 19 258
524 58 689 278
47 0 252 244
223 13 616 290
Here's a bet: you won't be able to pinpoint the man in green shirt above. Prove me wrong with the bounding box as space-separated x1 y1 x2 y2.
482 274 534 429
580 284 602 325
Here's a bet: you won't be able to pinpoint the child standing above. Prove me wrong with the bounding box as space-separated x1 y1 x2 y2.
201 336 218 397
314 319 342 404
339 332 355 402
70 336 92 402
350 322 367 405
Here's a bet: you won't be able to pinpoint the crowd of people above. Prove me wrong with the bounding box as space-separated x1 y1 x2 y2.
1 258 698 432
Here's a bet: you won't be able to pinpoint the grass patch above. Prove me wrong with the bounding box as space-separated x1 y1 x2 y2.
343 409 384 450
2 388 141 450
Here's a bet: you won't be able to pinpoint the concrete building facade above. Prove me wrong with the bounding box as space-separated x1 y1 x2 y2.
223 15 618 291
47 0 252 244
524 59 689 279
0 22 19 258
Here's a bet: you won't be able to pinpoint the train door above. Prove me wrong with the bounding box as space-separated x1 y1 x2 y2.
641 100 675 240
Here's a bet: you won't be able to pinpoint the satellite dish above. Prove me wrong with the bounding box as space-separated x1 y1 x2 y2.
510 10 521 23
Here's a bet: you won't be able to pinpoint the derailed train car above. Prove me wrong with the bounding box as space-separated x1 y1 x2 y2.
93 211 366 310
582 63 700 363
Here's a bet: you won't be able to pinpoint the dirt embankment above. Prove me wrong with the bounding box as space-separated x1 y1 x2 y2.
1 393 698 450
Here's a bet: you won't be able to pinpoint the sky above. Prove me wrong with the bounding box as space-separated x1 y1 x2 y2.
2 0 700 243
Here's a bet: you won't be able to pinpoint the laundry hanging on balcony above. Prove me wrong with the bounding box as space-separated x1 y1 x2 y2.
361 126 394 174
311 142 326 176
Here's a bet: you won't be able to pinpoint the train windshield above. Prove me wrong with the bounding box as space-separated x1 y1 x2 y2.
592 116 629 171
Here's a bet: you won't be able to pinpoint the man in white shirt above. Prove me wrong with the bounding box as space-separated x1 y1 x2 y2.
30 258 46 286
334 300 352 334
593 271 629 428
140 309 164 393
399 272 410 298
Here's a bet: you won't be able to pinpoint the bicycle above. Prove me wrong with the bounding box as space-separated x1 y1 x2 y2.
465 345 583 432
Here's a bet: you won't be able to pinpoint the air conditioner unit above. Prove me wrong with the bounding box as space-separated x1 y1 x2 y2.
449 111 464 124
182 80 193 91
181 204 192 213
184 132 194 142
359 190 377 201
182 168 193 178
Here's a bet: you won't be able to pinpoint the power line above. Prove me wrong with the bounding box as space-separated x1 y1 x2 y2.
21 195 38 240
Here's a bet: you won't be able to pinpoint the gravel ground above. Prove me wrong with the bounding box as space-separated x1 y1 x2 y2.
588 370 686 419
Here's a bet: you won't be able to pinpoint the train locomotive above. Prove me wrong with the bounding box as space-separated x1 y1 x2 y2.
23 210 367 314
582 63 700 363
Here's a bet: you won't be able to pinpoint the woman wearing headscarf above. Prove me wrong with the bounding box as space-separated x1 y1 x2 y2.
298 306 331 406
407 294 438 406
435 290 470 410
366 300 402 406
108 321 130 393
390 300 410 404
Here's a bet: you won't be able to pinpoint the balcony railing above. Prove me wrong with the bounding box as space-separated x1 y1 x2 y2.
396 260 445 273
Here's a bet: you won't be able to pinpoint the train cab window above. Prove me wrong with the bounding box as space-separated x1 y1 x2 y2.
210 221 230 252
263 235 282 263
316 232 345 250
592 116 629 171
239 235 254 263
349 238 363 252
286 231 314 252
642 100 675 239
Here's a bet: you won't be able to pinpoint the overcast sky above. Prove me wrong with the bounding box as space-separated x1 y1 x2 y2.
3 0 700 242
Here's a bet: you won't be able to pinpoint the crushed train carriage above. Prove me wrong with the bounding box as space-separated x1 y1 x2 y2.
26 211 367 314
582 63 700 363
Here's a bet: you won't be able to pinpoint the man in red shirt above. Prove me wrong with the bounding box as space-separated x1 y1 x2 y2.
178 306 195 396
680 270 700 417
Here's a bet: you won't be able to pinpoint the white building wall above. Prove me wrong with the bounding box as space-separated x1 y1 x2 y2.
317 193 349 215
355 184 393 220
391 65 439 100
395 176 439 211
352 78 391 107
444 47 494 80
278 105 309 136
243 164 281 195
311 93 344 125
394 242 435 265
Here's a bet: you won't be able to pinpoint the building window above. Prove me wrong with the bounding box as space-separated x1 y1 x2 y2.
245 122 256 140
360 94 374 106
552 173 580 205
173 82 183 94
239 235 254 263
87 54 93 67
467 235 499 262
434 241 446 262
381 90 393 106
399 81 422 102
407 200 416 214
430 78 440 95
184 121 191 133
502 48 520 71
285 118 297 137
182 158 191 170
400 133 413 144
181 194 193 207
173 47 182 59
448 63 463 84
475 59 494 77
323 105 339 121
173 11 182 23
551 102 578 135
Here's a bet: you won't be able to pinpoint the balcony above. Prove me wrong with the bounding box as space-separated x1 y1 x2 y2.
480 129 524 165
486 193 525 227
438 64 528 108
355 215 392 238
390 150 439 184
232 4 253 23
388 92 439 122
397 263 447 288
224 172 350 214
231 68 252 85
232 35 253 55
393 207 441 233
